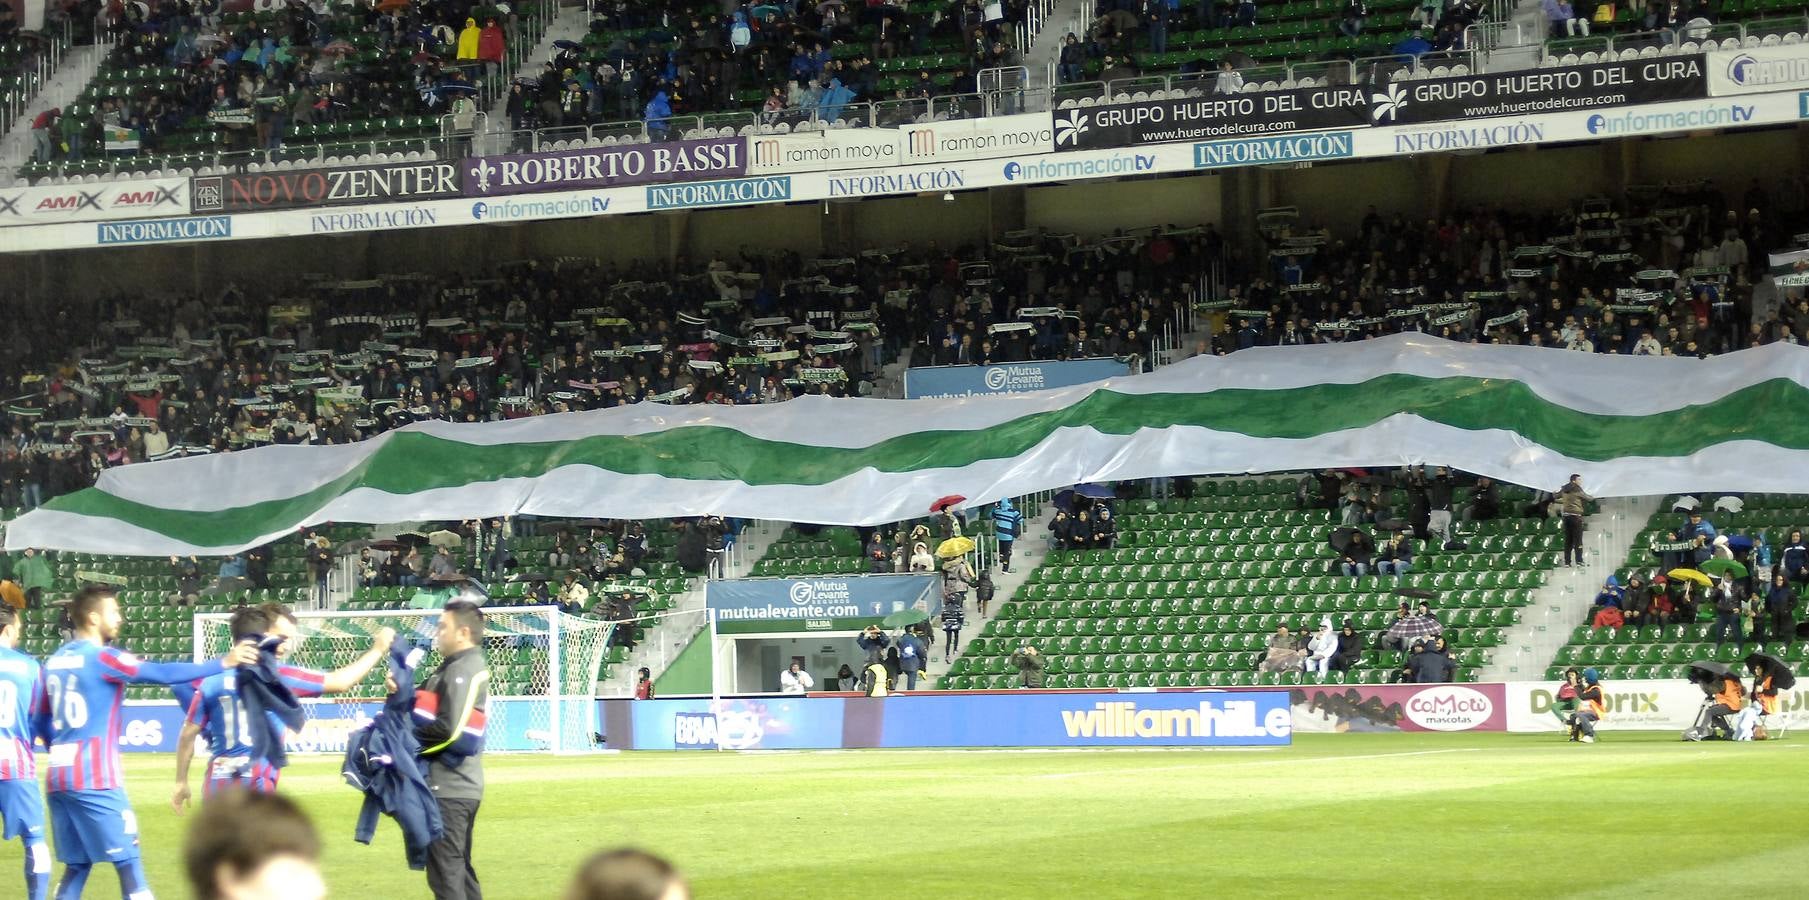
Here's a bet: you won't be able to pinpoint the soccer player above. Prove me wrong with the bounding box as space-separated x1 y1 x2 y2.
173 604 394 807
182 789 324 900
44 585 258 900
0 606 53 900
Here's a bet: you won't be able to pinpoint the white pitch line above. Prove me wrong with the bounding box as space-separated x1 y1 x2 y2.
1032 747 1479 780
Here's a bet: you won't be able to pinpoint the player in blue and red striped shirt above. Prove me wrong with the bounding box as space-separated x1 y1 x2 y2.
44 586 256 899
0 606 53 900
173 604 392 806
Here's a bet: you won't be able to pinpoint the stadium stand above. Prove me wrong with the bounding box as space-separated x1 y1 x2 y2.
16 0 556 179
1541 5 1809 63
1545 493 1809 681
939 475 1566 689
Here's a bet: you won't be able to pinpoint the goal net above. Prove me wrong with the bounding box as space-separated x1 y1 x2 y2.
194 606 614 754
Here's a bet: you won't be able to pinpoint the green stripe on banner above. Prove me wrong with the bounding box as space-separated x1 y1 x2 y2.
32 373 1804 549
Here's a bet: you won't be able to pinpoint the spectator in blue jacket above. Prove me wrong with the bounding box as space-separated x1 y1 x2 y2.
1765 572 1797 649
895 630 927 690
1679 510 1718 565
992 498 1023 572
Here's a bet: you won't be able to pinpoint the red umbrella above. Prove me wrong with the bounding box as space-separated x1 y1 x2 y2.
929 495 966 513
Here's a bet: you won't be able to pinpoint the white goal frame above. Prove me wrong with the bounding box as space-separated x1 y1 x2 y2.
192 605 613 754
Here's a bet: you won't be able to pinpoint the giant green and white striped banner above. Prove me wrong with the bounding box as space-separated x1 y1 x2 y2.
7 334 1806 556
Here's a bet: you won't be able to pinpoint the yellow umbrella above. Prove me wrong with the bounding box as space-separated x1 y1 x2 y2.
0 580 23 611
936 536 976 558
1667 568 1712 587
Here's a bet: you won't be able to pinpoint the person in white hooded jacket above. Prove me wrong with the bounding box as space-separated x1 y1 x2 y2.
779 662 815 694
1306 619 1339 676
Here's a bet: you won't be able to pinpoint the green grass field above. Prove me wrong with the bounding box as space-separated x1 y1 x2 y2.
4 734 1806 898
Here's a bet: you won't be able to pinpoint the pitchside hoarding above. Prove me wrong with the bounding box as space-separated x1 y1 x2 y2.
746 128 901 174
461 136 744 197
602 691 1293 749
1505 678 1809 732
705 573 938 633
903 358 1132 399
1708 45 1809 96
0 177 189 227
191 161 462 213
116 697 551 753
1368 55 1707 126
1054 56 1709 151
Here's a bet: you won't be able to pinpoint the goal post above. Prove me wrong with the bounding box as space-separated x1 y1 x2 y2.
193 606 614 754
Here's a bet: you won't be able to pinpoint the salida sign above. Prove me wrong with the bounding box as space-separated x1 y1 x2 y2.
191 162 461 212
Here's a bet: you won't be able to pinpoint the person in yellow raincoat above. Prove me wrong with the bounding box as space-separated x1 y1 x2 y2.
456 18 481 60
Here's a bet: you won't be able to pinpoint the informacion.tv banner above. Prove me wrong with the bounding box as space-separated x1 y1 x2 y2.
462 137 744 197
117 698 551 753
600 690 1293 749
1236 682 1506 733
1370 55 1708 126
705 573 937 633
192 161 463 213
903 358 1131 399
1052 85 1369 151
1505 679 1808 732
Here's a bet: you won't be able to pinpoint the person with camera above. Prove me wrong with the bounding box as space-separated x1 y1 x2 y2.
1009 644 1045 688
857 624 890 667
779 661 814 695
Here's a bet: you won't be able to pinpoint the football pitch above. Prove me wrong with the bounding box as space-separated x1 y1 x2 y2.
5 733 1806 899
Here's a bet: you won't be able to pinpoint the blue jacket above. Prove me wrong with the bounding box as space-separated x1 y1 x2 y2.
896 634 927 673
240 634 305 770
343 639 443 870
993 500 1023 542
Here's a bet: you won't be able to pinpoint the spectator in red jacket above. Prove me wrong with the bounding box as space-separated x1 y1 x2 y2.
478 19 506 67
31 107 59 162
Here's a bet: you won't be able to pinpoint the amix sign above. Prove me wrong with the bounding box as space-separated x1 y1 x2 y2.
191 162 461 212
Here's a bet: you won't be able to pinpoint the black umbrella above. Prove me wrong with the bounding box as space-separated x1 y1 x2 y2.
1686 661 1733 687
1392 587 1438 601
1375 517 1410 533
1744 652 1789 677
1328 526 1368 554
553 39 583 51
395 531 430 547
510 572 555 583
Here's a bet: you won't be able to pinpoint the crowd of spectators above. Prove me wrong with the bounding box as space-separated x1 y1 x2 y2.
29 0 537 164
0 226 1207 510
1192 182 1804 360
1060 0 1490 86
510 0 1034 134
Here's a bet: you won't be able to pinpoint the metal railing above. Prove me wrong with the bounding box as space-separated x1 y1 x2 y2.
2 18 89 142
1015 0 1064 54
1540 14 1809 60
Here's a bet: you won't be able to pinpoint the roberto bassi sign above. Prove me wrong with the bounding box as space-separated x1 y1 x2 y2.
463 137 744 197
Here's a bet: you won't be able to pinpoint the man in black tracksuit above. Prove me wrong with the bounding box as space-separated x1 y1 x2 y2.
415 600 491 900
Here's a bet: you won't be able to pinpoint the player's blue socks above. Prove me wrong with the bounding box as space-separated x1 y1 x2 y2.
113 858 151 899
22 836 49 900
52 862 88 900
